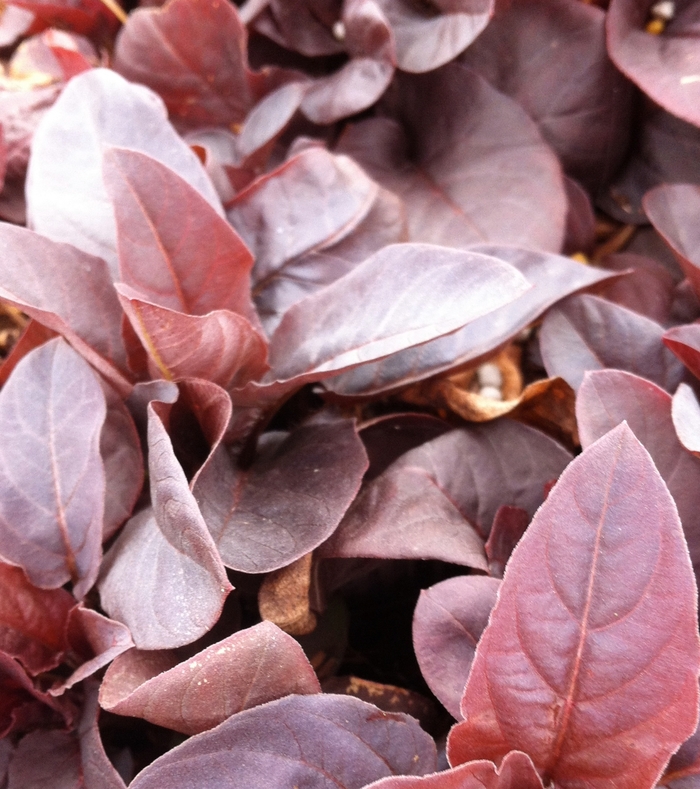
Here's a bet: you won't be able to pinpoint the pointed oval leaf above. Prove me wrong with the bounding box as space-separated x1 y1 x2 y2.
673 383 700 457
98 404 231 648
129 694 437 789
321 421 571 564
607 0 700 129
413 575 500 720
104 148 257 324
447 423 700 789
539 293 684 392
376 0 493 73
664 324 700 380
228 147 378 290
0 224 131 393
0 561 73 675
337 66 566 252
266 243 530 382
194 420 368 573
363 751 544 789
0 338 106 598
645 184 700 299
26 68 222 276
576 369 700 576
325 245 618 397
113 0 264 129
116 285 268 389
100 621 320 734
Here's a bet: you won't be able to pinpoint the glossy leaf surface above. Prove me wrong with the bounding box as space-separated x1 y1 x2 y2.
129 694 437 789
672 383 700 457
99 621 320 734
104 147 257 322
0 339 106 598
26 68 221 275
448 424 700 789
326 246 617 396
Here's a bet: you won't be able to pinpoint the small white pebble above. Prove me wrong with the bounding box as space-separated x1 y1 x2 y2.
480 386 503 401
332 20 346 41
651 1 675 21
476 363 502 388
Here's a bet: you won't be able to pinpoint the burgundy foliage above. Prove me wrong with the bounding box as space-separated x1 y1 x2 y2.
1 0 700 786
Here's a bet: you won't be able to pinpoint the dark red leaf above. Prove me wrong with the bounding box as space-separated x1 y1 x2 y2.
539 293 684 391
103 147 258 324
6 683 125 789
128 694 437 789
321 421 571 565
576 369 700 576
645 183 700 299
98 402 231 648
26 68 222 275
99 621 320 734
0 561 73 675
116 285 269 390
607 0 700 130
113 0 275 129
660 699 700 788
0 223 131 394
325 243 618 397
664 324 700 380
253 0 345 57
0 338 106 598
448 423 700 789
413 575 500 720
194 419 368 573
563 178 596 257
363 751 544 789
336 66 566 251
375 0 493 73
0 320 56 388
598 252 676 324
460 0 631 191
485 505 530 579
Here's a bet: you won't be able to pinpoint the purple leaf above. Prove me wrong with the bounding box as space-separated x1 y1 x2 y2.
99 621 320 734
98 403 231 649
265 244 530 383
672 383 700 456
103 147 259 324
129 694 437 789
326 246 616 397
100 383 143 540
255 186 406 337
116 285 269 390
539 293 684 391
253 0 345 57
0 338 106 598
375 0 493 73
363 751 544 789
664 324 700 380
26 68 222 275
113 0 275 129
194 420 368 573
0 223 131 394
413 575 500 720
321 421 571 564
645 183 700 299
563 177 596 257
577 368 700 578
448 424 700 788
459 0 631 190
336 66 566 252
485 505 530 579
598 252 675 324
607 0 700 130
228 147 379 291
